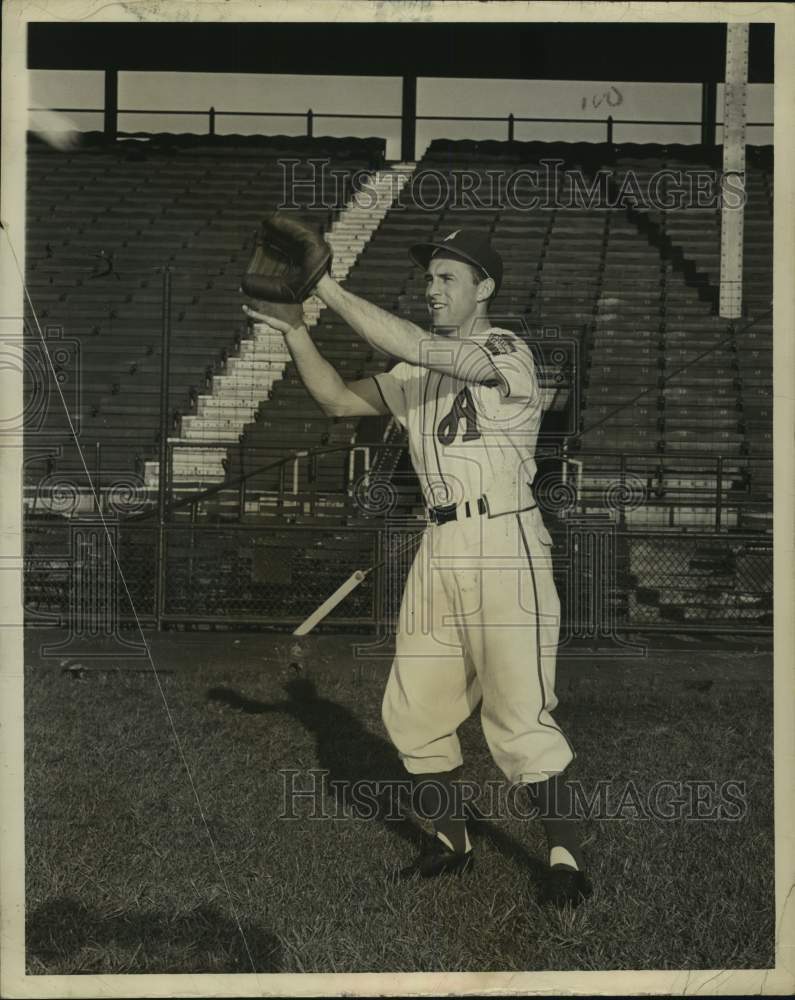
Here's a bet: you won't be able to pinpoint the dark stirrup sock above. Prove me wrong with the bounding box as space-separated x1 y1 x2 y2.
526 773 585 871
413 769 471 855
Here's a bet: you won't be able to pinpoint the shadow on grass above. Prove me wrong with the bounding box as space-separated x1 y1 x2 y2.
206 679 550 887
207 678 418 848
26 895 282 974
465 806 549 883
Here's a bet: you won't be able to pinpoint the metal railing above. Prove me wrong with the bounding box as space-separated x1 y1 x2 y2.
30 105 774 145
23 403 773 631
26 441 772 527
562 450 771 533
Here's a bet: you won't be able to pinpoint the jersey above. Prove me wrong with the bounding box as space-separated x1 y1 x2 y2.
372 327 545 517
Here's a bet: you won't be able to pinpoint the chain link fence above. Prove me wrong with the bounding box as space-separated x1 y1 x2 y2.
161 524 380 626
25 517 159 627
23 513 772 635
620 532 772 627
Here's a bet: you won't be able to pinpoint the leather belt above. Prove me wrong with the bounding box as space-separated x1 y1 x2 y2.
427 497 538 525
428 496 488 525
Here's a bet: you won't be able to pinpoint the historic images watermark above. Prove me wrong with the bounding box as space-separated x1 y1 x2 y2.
1 319 81 438
10 315 149 655
278 770 748 823
278 158 746 213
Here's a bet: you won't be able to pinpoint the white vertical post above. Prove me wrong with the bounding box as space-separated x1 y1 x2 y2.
719 23 750 319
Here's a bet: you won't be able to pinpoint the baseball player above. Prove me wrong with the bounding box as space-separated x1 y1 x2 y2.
242 217 591 907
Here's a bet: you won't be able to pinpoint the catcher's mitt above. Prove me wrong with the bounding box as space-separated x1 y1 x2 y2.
241 211 332 304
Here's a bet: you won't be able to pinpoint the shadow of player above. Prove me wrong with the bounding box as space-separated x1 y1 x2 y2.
465 803 550 884
26 895 282 974
206 678 550 884
207 677 418 848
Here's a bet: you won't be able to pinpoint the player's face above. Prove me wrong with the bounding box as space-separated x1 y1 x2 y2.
425 257 482 333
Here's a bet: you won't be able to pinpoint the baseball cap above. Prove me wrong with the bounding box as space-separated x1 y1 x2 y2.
409 229 503 296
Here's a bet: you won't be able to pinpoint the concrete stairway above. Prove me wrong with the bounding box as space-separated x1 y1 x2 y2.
144 162 417 489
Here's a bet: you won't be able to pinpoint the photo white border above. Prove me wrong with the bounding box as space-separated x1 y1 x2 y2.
1 2 793 997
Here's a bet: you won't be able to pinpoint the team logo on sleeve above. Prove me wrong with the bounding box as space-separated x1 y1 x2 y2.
484 332 517 356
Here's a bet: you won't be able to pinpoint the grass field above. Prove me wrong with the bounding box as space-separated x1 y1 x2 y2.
23 628 774 974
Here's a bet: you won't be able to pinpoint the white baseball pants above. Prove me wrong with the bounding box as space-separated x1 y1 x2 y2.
381 506 574 784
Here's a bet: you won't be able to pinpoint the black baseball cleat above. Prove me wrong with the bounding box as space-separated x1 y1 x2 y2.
392 842 474 882
537 866 593 908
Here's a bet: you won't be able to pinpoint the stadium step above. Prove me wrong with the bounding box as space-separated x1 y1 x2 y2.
152 161 417 490
144 446 229 488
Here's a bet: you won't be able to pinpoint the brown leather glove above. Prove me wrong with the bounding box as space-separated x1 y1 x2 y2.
241 211 332 304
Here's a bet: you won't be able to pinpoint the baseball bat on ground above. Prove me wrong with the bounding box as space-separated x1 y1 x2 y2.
292 570 367 636
291 528 426 636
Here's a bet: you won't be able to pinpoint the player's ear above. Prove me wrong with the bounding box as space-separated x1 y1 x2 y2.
476 276 495 302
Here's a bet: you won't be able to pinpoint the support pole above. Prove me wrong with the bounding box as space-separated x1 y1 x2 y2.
95 441 102 514
401 74 417 162
701 82 717 146
155 266 172 628
104 68 118 140
719 23 749 320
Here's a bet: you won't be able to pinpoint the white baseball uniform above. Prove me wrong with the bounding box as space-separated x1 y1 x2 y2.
372 327 574 785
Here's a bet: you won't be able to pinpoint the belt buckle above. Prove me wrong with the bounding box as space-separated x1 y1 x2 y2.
429 497 488 524
430 503 457 525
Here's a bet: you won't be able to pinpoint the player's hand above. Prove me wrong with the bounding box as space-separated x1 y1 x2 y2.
242 301 305 335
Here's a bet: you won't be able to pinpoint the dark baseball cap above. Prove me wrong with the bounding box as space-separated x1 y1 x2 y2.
409 229 503 295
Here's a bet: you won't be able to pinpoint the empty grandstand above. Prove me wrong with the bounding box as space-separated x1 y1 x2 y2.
19 19 774 637
22 132 773 634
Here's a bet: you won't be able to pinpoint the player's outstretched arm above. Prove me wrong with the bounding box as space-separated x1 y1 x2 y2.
314 274 427 362
313 274 514 392
242 304 388 419
239 212 532 395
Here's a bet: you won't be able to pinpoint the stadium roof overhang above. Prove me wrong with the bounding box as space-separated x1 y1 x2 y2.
28 22 774 83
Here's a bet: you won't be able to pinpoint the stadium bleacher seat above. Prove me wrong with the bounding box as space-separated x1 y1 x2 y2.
25 136 772 543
